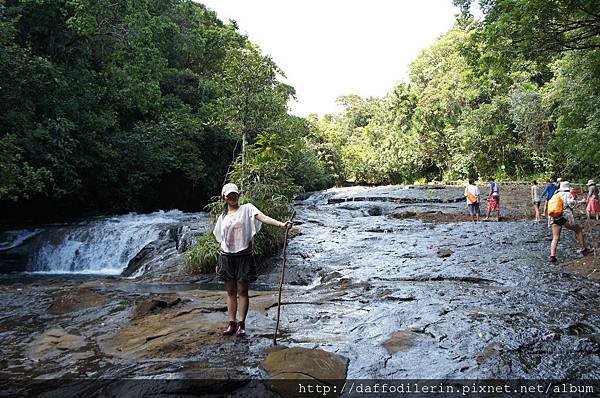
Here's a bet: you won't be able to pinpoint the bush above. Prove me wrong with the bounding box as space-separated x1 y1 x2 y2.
183 230 220 274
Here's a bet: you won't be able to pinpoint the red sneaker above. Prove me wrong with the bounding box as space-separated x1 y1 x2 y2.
236 321 246 337
222 321 237 336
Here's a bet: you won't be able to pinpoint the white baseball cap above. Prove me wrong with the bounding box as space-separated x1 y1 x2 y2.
221 183 240 198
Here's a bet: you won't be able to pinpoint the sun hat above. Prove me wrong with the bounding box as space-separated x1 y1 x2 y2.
556 177 563 183
221 183 240 198
558 181 571 192
587 179 596 186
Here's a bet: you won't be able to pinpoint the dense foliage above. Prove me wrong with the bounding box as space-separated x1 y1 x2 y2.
308 1 600 184
0 0 330 225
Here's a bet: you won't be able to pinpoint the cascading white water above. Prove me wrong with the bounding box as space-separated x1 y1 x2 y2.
3 210 209 275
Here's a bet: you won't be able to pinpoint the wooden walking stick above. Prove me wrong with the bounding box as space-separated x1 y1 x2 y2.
273 209 296 346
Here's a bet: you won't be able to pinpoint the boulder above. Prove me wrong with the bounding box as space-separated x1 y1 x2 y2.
262 347 348 397
122 224 209 278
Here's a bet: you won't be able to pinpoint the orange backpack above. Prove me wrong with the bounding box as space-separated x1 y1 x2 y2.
547 194 564 218
466 190 477 203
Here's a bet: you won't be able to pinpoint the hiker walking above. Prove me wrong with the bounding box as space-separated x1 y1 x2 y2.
547 181 594 263
586 179 599 221
531 180 541 222
464 179 480 222
213 183 292 337
540 179 557 216
485 179 500 221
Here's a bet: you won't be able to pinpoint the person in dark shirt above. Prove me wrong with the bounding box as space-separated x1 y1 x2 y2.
540 179 557 216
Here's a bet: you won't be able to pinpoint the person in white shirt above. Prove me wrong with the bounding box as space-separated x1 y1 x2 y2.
531 180 541 221
464 179 480 222
213 183 292 337
548 181 593 263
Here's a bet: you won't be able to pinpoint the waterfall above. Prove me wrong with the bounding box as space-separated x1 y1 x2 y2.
0 210 208 275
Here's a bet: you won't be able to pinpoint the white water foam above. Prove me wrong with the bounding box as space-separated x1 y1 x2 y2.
12 210 208 275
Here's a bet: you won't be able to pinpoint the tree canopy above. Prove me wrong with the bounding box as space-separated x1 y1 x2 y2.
308 2 600 184
0 0 329 225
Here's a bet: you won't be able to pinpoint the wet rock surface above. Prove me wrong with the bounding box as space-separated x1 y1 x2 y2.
263 347 348 396
122 223 209 278
48 288 108 315
1 184 599 395
262 347 348 379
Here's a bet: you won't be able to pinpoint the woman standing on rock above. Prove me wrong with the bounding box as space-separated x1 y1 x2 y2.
213 183 292 337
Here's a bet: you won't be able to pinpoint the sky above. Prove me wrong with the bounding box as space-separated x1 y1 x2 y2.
199 0 460 116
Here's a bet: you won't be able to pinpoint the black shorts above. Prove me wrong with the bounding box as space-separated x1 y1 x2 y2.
217 252 257 283
552 216 567 226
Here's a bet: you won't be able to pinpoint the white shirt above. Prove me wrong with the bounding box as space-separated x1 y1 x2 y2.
531 185 540 201
213 204 263 253
464 184 480 204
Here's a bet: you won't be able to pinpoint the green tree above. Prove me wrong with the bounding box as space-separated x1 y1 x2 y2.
454 0 600 57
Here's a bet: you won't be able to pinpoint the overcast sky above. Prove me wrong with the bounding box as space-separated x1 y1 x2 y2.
199 0 459 116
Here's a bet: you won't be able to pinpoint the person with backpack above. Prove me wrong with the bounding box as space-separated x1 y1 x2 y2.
485 179 501 221
531 180 541 222
464 179 480 222
540 179 557 216
213 183 293 337
547 181 594 263
586 179 599 220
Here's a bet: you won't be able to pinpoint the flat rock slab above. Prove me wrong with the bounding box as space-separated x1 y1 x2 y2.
383 330 420 353
263 348 348 379
133 294 182 319
99 367 250 396
29 328 86 361
48 288 108 314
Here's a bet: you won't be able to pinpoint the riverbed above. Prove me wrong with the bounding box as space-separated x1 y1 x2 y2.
1 184 599 395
